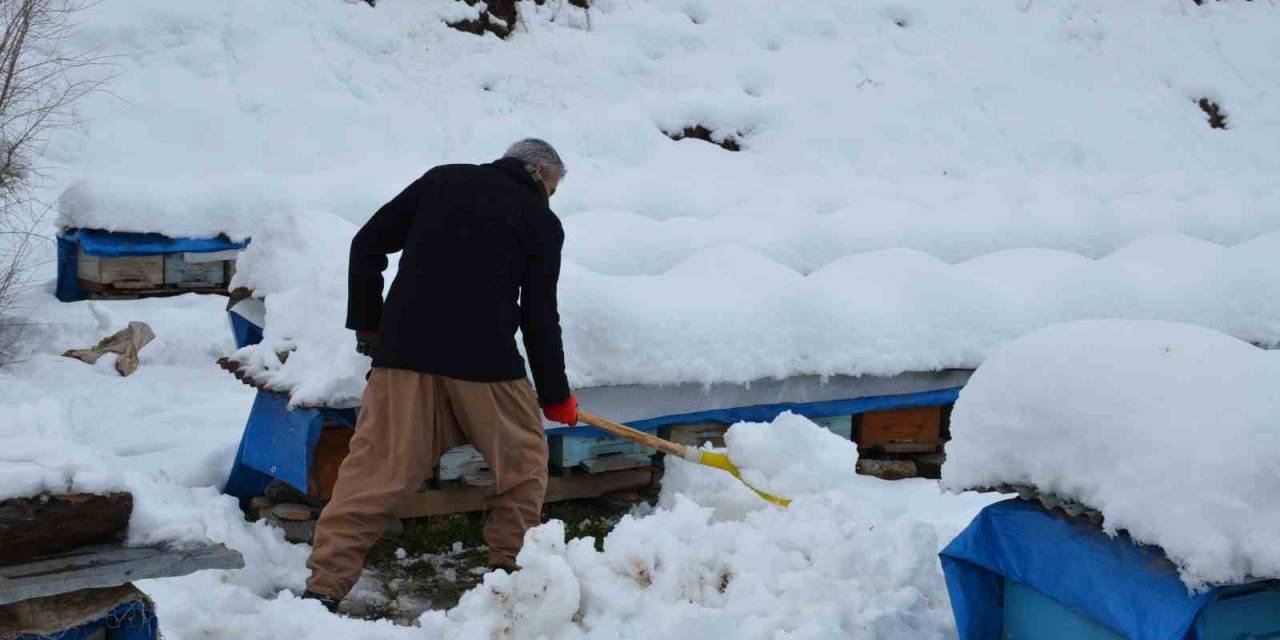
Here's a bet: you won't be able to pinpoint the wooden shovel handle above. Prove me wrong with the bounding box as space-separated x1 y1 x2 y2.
576 409 690 460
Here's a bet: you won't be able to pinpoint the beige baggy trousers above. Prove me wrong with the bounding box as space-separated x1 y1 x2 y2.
305 368 548 599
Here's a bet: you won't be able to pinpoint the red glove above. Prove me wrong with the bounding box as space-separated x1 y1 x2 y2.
542 395 579 426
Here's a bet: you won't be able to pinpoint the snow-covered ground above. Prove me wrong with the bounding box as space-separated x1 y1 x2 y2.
5 0 1280 637
0 286 999 637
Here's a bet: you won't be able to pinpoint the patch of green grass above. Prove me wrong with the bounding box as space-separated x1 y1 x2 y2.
368 512 486 568
545 499 627 551
358 498 637 617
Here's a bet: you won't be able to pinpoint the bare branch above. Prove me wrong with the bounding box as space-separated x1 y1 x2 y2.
0 0 102 363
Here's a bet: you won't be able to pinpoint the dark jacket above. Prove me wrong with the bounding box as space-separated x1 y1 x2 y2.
346 158 571 406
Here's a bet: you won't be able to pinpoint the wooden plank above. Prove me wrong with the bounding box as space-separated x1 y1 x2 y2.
580 453 652 474
878 442 941 454
79 279 229 299
0 543 244 605
398 467 654 518
0 493 132 565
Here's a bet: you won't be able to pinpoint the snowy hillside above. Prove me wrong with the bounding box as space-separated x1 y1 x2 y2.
43 0 1280 402
51 0 1280 254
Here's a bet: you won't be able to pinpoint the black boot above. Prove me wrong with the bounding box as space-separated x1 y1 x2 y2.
302 590 340 613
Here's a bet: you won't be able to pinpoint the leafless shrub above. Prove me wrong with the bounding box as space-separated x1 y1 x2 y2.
0 0 103 362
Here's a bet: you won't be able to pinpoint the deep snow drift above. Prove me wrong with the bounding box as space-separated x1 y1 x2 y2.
942 320 1280 588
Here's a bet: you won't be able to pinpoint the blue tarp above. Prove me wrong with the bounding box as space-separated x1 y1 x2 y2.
223 386 958 499
56 229 248 302
224 390 356 499
62 229 247 257
20 600 158 640
941 499 1223 640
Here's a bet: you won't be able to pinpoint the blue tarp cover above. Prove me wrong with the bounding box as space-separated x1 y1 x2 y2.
224 390 356 499
941 499 1223 640
223 386 958 498
21 600 158 640
62 229 247 257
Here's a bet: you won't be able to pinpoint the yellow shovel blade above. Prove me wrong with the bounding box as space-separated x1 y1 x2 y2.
695 450 792 508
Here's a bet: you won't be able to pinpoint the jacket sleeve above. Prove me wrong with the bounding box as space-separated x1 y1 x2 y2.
346 173 429 333
520 220 572 406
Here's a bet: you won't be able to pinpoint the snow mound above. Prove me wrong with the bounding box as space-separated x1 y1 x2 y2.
0 398 123 501
55 178 287 240
228 228 1280 407
563 231 1280 391
942 320 1280 588
422 414 1000 639
723 411 858 497
228 209 380 408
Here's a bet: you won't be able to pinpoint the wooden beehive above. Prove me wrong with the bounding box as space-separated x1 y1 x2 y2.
853 406 943 453
307 425 354 503
76 248 164 289
163 253 230 288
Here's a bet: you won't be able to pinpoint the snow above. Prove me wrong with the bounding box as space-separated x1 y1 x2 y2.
226 209 378 407
722 411 859 498
232 228 1280 407
0 397 124 501
33 0 1280 406
46 0 1280 258
0 302 999 637
942 319 1280 589
4 0 1280 636
421 414 1000 639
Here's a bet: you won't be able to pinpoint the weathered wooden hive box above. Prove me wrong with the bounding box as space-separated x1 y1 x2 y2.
0 491 243 639
56 229 248 301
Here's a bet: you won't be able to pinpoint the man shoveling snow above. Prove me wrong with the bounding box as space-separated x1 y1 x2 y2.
303 139 581 611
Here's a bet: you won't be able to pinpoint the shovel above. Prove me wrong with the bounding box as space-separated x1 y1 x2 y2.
576 409 791 507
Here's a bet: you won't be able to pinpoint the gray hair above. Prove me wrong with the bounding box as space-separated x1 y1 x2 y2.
503 138 566 180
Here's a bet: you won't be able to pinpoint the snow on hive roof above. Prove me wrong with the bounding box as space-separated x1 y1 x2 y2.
228 224 1280 408
0 398 124 502
942 319 1280 589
